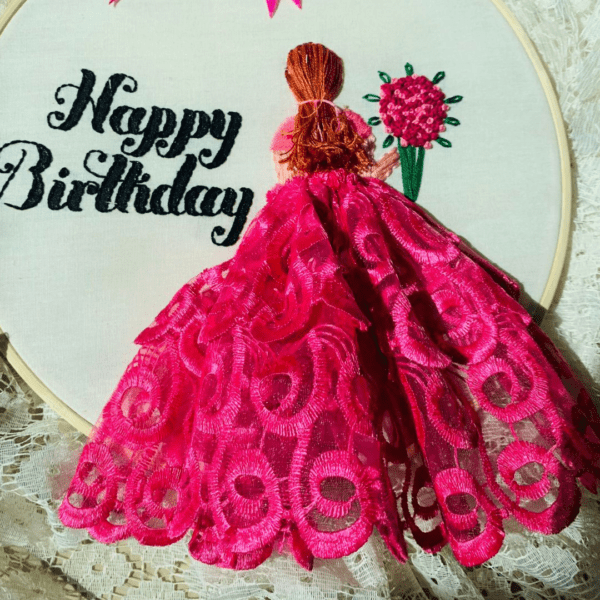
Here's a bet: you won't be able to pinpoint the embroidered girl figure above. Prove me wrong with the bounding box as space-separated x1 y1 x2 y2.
59 42 600 571
270 43 398 183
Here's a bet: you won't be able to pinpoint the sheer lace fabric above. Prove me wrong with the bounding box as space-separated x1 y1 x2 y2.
1 0 600 598
59 169 600 571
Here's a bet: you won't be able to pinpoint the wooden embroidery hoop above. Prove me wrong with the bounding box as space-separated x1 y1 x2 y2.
0 0 572 437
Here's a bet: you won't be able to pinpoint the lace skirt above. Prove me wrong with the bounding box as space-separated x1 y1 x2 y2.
58 169 600 571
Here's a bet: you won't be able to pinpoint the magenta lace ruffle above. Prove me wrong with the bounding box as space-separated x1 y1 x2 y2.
59 170 600 570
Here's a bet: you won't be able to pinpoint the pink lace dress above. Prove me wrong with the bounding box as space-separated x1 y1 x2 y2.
59 111 600 571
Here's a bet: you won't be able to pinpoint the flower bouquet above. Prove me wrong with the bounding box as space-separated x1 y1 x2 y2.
364 63 463 202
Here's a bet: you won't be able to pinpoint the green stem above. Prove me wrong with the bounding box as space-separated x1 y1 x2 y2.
413 146 426 200
398 143 425 202
399 142 414 200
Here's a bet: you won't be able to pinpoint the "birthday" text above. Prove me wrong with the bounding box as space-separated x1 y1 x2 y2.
0 69 254 246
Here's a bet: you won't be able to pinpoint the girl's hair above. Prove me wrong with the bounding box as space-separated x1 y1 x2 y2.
281 43 373 175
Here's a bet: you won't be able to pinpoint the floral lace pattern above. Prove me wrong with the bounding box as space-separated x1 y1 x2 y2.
59 170 600 570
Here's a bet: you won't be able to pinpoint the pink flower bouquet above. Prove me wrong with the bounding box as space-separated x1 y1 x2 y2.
364 64 462 201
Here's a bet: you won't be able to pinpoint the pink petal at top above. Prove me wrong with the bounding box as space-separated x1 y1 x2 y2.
267 0 302 18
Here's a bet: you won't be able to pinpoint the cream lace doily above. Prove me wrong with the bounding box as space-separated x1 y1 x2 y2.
1 0 599 598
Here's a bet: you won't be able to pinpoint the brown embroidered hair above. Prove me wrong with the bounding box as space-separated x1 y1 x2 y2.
281 42 373 175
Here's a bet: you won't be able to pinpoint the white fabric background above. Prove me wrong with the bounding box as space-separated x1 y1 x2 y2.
0 0 599 599
0 0 564 425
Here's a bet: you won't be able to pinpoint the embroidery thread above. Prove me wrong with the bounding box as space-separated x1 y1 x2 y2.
364 64 462 201
0 69 253 246
266 0 302 18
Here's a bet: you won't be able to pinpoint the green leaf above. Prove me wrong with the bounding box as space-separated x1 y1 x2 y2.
363 94 381 102
405 63 414 76
445 95 463 104
444 117 461 126
383 135 394 148
436 137 452 148
379 71 391 84
432 71 445 84
368 116 382 126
